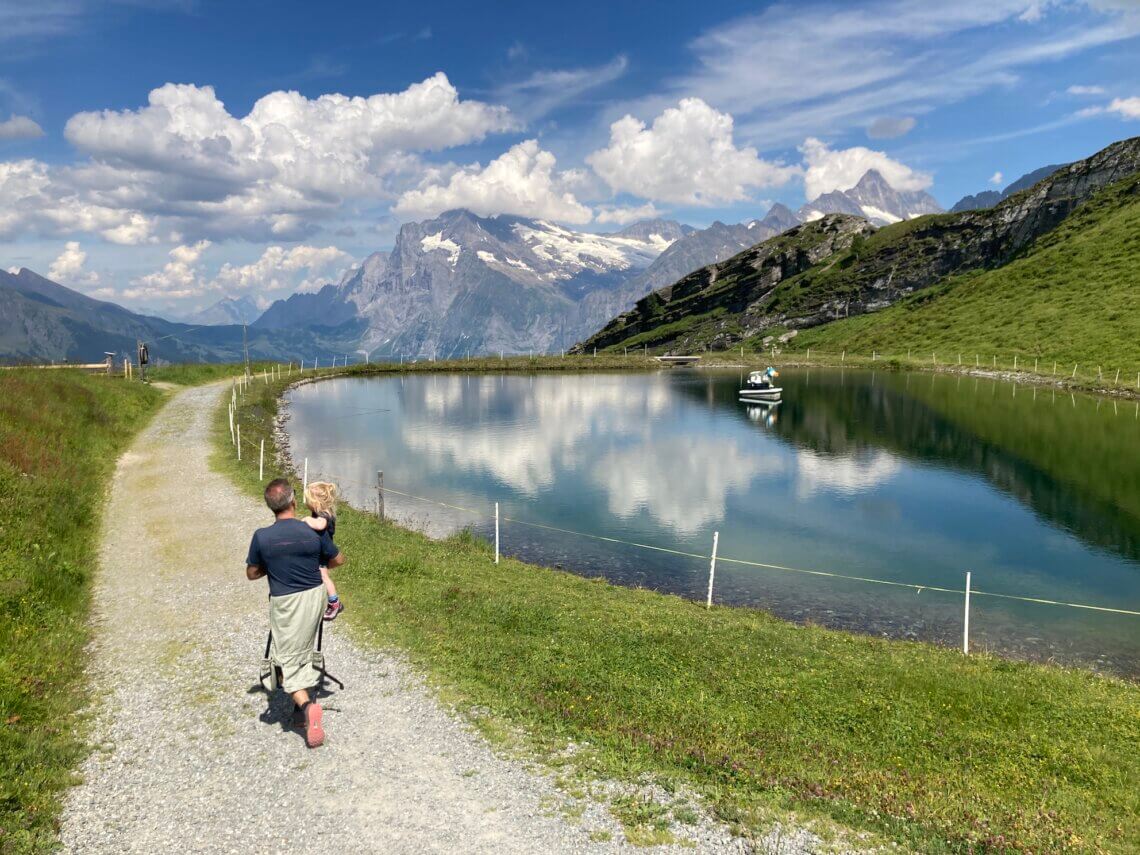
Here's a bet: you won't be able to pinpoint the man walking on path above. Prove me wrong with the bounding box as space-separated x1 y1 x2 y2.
246 478 345 747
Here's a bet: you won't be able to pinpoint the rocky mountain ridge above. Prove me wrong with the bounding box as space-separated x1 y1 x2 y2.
254 208 800 358
798 169 944 226
188 295 262 326
577 136 1140 355
0 267 349 363
950 164 1066 213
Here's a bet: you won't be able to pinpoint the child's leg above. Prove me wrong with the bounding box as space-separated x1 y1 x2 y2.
319 565 338 599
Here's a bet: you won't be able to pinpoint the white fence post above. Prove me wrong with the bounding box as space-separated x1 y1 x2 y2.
963 571 972 655
494 502 500 564
259 439 264 481
705 531 720 609
303 457 308 493
237 425 241 461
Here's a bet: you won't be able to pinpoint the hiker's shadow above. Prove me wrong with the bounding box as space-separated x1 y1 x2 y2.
247 681 340 735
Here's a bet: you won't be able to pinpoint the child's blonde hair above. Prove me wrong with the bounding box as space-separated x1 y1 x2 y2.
304 481 339 516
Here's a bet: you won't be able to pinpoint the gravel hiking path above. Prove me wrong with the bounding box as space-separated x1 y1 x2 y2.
58 382 836 854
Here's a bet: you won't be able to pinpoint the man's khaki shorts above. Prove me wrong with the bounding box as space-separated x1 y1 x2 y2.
268 583 326 693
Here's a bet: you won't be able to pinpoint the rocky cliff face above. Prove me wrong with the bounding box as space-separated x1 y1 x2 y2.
577 136 1140 354
254 207 804 359
576 215 875 353
319 209 688 357
950 164 1066 213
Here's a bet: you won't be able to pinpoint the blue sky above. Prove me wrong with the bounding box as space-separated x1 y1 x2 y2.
1 0 1138 314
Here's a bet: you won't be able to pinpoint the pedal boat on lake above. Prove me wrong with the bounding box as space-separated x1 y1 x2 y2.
740 368 782 400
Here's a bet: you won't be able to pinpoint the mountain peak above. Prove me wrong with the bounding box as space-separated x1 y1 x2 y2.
854 169 891 191
758 203 800 232
614 218 687 243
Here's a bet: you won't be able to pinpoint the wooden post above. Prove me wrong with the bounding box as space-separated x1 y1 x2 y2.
377 470 385 520
705 531 720 609
963 571 971 655
1014 355 1018 371
1114 369 1120 385
494 502 500 564
259 439 264 481
237 425 241 461
1072 364 1078 378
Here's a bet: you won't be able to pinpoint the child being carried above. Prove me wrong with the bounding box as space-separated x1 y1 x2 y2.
302 481 344 621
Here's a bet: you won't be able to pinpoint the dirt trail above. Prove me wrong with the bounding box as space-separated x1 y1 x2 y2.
59 382 692 854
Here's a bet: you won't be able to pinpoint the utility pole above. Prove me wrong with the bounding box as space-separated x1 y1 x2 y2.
242 322 251 377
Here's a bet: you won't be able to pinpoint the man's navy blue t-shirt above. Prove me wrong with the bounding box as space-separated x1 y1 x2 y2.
246 518 340 598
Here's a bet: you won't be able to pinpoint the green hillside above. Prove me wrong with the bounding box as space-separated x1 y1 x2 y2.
578 137 1140 376
790 171 1140 373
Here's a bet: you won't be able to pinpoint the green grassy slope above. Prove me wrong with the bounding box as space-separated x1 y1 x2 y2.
0 370 163 853
581 138 1140 372
218 367 1140 853
792 172 1140 373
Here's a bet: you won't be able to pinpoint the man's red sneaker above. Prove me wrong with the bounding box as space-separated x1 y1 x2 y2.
304 702 324 748
323 600 344 621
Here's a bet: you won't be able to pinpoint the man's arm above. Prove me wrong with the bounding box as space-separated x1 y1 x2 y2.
327 551 345 569
245 533 266 581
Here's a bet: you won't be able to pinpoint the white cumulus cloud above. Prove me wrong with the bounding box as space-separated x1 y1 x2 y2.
799 137 933 200
48 241 99 285
0 74 515 245
125 240 212 300
0 158 156 244
594 203 662 225
0 115 45 141
1066 84 1105 95
394 140 593 223
214 245 351 293
588 98 798 206
124 241 349 303
1107 96 1140 119
989 171 1004 185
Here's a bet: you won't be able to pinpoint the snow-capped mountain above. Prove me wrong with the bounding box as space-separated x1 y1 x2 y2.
257 209 694 358
254 203 815 359
797 169 943 226
188 295 262 326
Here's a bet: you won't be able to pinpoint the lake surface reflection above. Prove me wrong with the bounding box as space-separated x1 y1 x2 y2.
284 369 1140 676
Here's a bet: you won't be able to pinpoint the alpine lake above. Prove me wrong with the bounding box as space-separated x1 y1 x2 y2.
284 367 1140 678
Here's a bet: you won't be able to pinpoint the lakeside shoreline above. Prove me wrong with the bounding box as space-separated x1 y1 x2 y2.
213 362 1139 852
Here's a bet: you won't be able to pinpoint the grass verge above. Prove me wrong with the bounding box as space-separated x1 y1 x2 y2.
217 366 1140 853
0 369 163 853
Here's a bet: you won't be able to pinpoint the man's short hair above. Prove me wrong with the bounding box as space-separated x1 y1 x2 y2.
264 478 294 514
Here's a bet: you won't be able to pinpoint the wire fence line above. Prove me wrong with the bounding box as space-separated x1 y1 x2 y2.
226 365 1140 666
